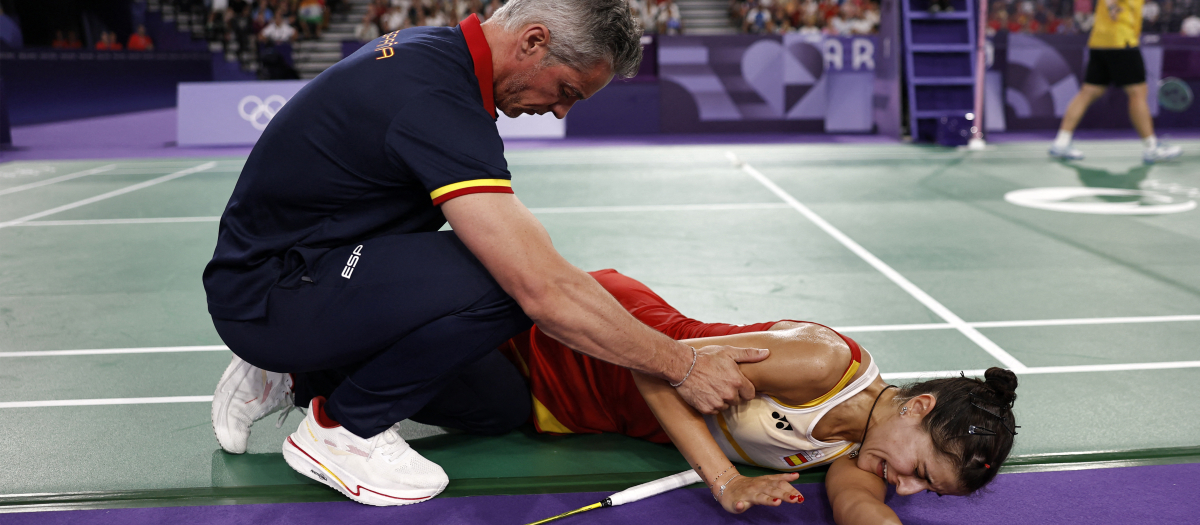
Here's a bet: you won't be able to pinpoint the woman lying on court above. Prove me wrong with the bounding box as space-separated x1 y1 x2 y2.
503 269 1020 523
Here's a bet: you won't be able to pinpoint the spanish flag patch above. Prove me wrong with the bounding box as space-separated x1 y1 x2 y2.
782 449 824 467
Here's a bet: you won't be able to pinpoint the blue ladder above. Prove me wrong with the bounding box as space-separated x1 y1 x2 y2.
901 0 979 141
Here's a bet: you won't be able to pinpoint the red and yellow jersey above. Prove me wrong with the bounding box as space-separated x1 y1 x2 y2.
503 268 867 475
502 269 781 443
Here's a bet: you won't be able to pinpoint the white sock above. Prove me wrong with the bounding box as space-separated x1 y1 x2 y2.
1054 130 1073 149
1143 135 1158 151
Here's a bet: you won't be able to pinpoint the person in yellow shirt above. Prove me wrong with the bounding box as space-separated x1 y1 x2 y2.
1050 0 1182 163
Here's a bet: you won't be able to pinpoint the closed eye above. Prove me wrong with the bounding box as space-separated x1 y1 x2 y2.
562 83 585 101
917 464 938 494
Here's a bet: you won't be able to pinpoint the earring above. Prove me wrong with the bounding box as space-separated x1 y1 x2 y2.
900 406 909 416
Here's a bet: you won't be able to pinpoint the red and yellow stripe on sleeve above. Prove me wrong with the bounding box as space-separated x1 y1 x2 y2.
430 179 513 205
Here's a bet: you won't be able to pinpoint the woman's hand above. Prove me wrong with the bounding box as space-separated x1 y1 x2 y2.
714 472 804 514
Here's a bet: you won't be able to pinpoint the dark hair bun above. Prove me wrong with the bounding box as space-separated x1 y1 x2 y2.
983 367 1018 405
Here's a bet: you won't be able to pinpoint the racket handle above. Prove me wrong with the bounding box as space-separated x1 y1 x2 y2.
606 470 703 507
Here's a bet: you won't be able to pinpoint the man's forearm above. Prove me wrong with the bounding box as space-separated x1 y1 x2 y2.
521 265 692 383
442 193 692 381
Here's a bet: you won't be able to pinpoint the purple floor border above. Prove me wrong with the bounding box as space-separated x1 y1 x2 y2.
7 462 1198 525
10 109 1194 163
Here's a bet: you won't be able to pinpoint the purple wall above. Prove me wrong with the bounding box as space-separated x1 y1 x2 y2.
993 32 1198 131
566 82 661 136
0 49 213 125
654 34 881 134
565 35 659 136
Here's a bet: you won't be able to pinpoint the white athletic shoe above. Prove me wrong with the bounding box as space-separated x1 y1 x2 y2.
1048 144 1084 160
283 397 448 506
212 355 295 454
1144 144 1183 164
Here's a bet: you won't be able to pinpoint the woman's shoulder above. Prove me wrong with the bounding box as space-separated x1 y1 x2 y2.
739 323 865 405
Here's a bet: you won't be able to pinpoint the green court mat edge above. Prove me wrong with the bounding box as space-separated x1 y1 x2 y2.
2 446 1198 513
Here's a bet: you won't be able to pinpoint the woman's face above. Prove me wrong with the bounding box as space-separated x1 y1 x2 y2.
854 394 964 496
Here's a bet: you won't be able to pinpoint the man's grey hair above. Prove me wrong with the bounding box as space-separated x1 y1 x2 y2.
490 0 643 79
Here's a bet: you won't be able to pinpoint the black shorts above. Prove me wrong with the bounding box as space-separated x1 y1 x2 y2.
1085 48 1146 87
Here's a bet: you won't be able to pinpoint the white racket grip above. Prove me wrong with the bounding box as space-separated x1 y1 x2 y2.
607 470 703 507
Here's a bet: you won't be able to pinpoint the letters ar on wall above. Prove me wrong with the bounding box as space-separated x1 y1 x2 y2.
657 34 879 133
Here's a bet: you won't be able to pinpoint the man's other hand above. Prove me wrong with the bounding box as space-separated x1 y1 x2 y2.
675 345 769 414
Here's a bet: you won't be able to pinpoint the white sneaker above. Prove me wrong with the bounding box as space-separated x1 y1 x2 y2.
283 397 448 506
1144 143 1183 164
212 355 295 454
1049 144 1084 160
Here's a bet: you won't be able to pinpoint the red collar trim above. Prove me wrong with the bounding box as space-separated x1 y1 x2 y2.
459 14 496 119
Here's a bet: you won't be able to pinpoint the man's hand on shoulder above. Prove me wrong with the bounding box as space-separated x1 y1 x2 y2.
675 345 769 414
443 193 770 416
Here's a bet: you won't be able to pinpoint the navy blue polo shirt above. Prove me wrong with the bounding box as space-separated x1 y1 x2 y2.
203 15 512 320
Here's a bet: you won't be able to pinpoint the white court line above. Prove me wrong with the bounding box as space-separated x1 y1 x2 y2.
10 204 790 227
972 314 1200 328
0 162 217 229
0 396 213 409
1018 360 1200 374
837 314 1200 333
0 164 118 197
529 203 790 214
881 369 991 381
6 360 1200 408
0 345 229 358
835 323 952 333
14 217 221 227
505 143 1165 167
97 167 242 175
882 360 1200 381
5 314 1200 358
732 152 1029 373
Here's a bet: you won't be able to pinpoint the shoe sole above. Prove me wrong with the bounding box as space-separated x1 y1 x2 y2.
212 356 254 454
1145 152 1183 164
283 434 445 506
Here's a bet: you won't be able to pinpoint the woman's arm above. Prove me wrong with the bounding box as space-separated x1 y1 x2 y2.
826 456 902 525
631 371 803 513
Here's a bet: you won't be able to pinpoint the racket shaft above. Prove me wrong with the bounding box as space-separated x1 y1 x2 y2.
525 502 603 525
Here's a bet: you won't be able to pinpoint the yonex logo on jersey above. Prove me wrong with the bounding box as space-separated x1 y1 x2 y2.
342 245 364 279
771 411 793 431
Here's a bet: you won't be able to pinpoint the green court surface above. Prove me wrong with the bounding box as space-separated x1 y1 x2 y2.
2 140 1199 511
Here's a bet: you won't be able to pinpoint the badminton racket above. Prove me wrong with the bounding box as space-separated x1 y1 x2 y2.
524 469 703 525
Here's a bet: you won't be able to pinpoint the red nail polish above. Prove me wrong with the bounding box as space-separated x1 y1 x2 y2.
774 498 781 504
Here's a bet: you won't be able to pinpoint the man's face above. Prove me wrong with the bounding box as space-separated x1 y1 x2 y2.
494 59 613 120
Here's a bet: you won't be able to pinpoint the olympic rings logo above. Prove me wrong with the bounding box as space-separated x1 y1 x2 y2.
238 95 289 131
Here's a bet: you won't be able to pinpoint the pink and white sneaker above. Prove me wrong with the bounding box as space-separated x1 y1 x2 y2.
211 355 295 454
282 397 448 506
